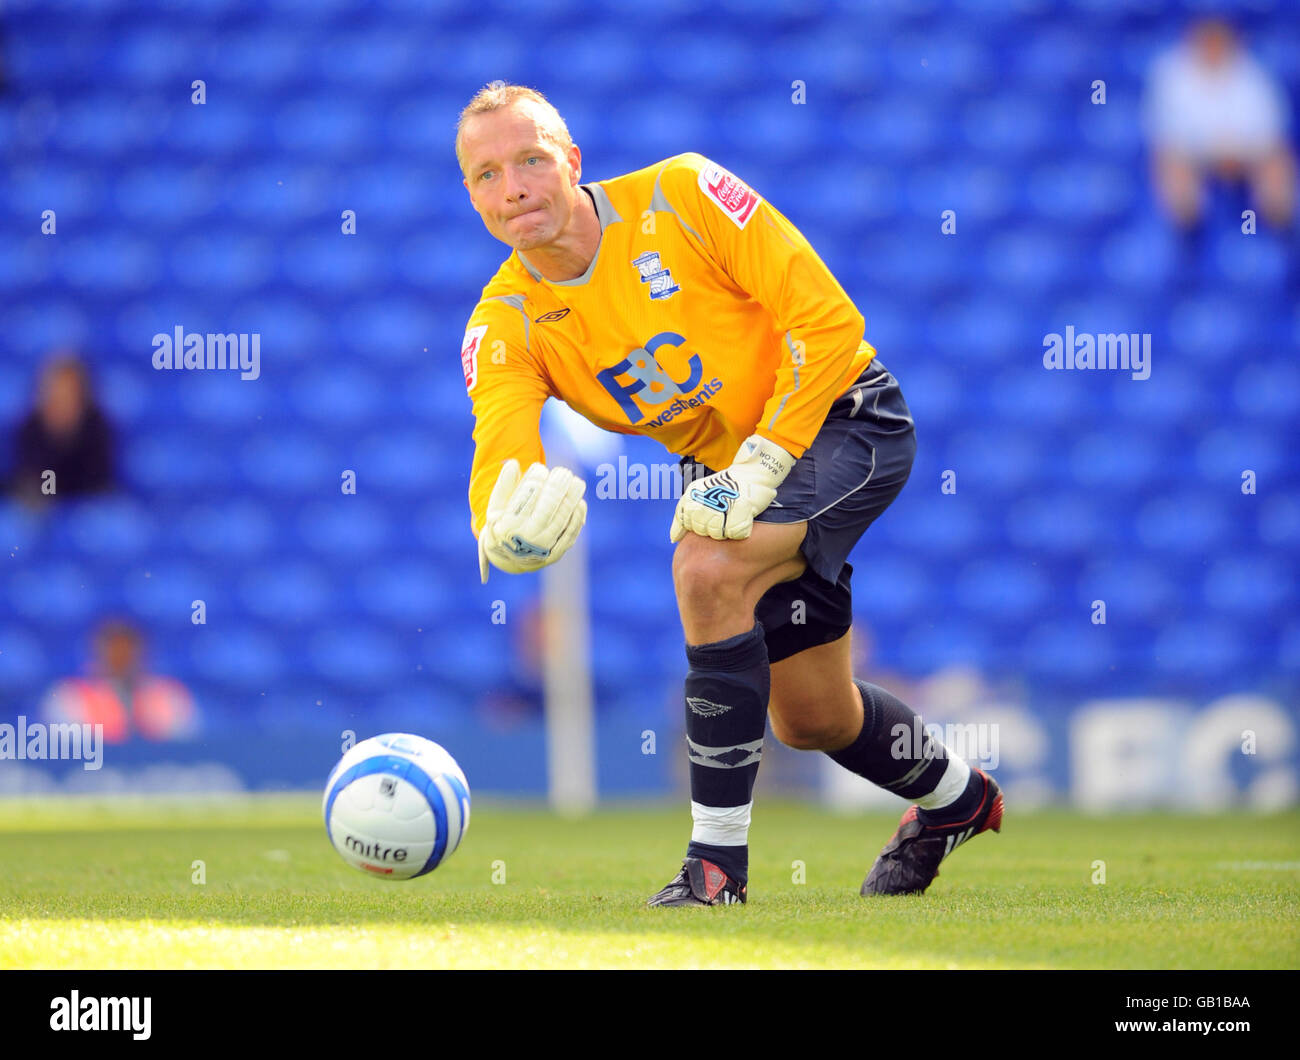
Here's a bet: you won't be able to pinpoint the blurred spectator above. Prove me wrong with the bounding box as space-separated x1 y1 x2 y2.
1143 18 1296 230
40 620 199 743
8 353 116 505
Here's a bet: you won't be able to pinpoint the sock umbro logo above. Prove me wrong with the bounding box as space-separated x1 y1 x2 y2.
687 697 732 717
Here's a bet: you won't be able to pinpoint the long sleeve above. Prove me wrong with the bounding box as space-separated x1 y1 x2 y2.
461 300 552 536
657 152 870 459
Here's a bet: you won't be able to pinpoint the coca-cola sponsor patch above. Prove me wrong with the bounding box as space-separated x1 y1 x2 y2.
698 162 762 229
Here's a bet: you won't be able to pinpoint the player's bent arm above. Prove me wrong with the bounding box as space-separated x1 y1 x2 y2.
660 153 869 460
461 314 588 582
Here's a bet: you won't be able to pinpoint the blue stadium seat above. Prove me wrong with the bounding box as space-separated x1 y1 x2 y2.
63 497 156 561
897 619 996 673
222 296 329 366
982 229 1074 294
953 557 1051 624
850 557 932 624
1258 494 1300 549
1169 292 1252 363
344 432 443 495
309 624 407 687
238 433 334 496
902 163 1015 224
1020 621 1117 682
416 622 514 691
925 296 1024 364
1152 621 1248 681
179 501 275 558
189 626 288 689
237 561 336 624
6 560 101 625
1233 361 1300 424
1012 22 1104 85
839 95 944 163
168 233 275 291
280 233 385 292
1066 429 1166 494
1134 493 1231 555
1026 162 1136 227
1194 427 1288 483
127 434 239 495
274 96 373 159
1004 492 1105 554
335 298 442 364
987 366 1101 427
1202 556 1293 620
1076 558 1179 624
0 502 44 559
411 498 477 560
1212 229 1291 293
887 496 984 557
296 500 393 557
0 365 30 423
0 626 50 697
115 166 220 225
959 96 1055 159
216 28 311 88
1109 362 1206 428
943 427 1045 493
353 560 456 623
50 93 157 158
120 559 230 621
1279 622 1300 673
9 299 91 361
290 367 385 427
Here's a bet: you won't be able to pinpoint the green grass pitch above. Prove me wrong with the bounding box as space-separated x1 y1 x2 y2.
1 797 1297 969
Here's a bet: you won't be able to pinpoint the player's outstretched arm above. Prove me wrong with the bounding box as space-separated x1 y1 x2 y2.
478 459 587 582
670 434 795 543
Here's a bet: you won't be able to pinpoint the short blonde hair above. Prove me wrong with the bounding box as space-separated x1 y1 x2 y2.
455 81 574 176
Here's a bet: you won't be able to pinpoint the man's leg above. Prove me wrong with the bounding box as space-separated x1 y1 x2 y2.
768 630 1003 895
645 521 806 907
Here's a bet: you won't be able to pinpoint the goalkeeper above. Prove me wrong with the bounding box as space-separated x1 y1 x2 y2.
457 83 1003 905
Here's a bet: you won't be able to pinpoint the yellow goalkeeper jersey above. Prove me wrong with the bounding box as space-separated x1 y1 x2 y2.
460 151 877 535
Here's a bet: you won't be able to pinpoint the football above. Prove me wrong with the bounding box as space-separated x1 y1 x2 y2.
323 733 471 879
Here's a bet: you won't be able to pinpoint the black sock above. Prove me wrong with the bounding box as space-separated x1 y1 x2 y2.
826 679 951 797
682 623 769 884
685 840 748 883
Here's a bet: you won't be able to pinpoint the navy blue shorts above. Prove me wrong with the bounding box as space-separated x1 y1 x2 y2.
681 358 916 663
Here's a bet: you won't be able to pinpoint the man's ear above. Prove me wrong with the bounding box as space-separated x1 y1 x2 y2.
567 142 582 185
463 177 481 213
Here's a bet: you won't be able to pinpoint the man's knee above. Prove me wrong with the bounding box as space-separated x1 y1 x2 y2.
769 702 847 751
672 538 747 619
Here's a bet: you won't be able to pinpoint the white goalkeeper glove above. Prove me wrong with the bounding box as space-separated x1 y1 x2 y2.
670 434 796 543
477 459 587 583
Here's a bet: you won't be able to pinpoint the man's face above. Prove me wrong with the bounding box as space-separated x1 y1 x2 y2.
97 631 141 678
1192 20 1236 68
461 103 583 252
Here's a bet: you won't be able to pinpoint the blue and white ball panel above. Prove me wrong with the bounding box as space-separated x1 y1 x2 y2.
323 734 471 880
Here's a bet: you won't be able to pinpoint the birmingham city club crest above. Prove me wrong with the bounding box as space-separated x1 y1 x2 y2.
631 251 681 301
